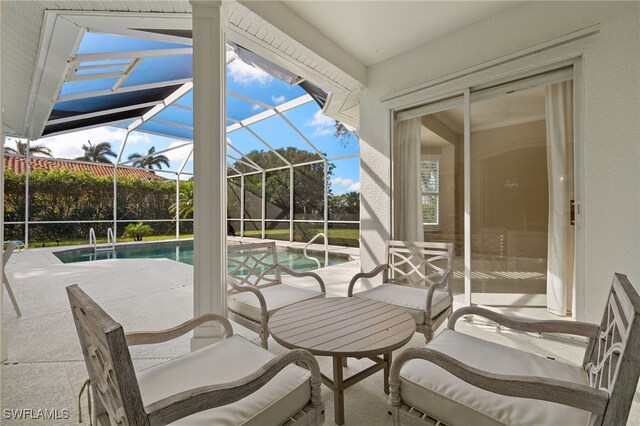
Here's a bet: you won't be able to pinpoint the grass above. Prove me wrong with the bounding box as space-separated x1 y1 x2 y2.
23 227 360 248
242 227 359 245
28 234 194 248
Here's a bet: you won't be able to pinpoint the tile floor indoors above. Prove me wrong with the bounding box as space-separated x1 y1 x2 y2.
1 243 639 425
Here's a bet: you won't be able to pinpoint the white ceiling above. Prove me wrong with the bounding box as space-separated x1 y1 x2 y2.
282 1 517 67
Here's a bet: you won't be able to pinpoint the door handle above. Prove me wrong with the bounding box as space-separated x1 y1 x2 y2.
570 200 575 225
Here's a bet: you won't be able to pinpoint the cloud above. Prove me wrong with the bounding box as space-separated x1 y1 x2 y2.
227 60 271 86
251 104 262 111
332 176 360 193
164 142 193 164
311 127 334 137
271 95 286 104
307 110 334 127
306 110 335 137
32 127 148 159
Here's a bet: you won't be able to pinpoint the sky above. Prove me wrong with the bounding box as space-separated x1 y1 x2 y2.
8 48 360 194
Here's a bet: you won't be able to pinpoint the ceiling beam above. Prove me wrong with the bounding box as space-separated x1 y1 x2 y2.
73 47 192 63
127 83 193 132
46 101 161 125
25 13 85 140
56 78 192 102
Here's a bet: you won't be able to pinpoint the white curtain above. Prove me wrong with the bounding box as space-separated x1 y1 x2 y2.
393 118 424 242
545 80 574 316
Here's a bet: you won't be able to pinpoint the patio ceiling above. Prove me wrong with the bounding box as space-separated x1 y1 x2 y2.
281 1 517 67
3 13 359 177
2 2 367 140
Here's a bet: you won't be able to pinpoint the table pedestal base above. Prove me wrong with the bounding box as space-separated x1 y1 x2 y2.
320 353 392 425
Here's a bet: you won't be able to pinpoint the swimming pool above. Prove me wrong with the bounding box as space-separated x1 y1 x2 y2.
54 239 351 272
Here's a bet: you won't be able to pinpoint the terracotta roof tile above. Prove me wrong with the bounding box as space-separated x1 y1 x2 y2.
4 155 165 179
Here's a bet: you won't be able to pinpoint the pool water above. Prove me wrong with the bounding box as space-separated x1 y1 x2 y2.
54 239 350 272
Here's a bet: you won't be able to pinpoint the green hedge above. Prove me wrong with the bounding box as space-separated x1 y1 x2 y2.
4 166 360 247
4 168 186 243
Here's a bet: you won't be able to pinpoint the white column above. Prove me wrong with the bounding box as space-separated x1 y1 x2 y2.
0 132 5 363
289 166 294 242
176 173 180 239
24 140 30 248
113 131 130 242
190 0 227 350
463 89 471 305
261 171 265 239
1 8 7 362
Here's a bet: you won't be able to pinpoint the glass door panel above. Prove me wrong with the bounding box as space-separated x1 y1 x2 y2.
393 98 466 300
469 82 574 306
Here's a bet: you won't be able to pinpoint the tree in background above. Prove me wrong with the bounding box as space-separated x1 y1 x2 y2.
328 191 360 221
169 180 194 219
5 140 53 157
232 147 333 221
127 146 170 170
75 140 116 163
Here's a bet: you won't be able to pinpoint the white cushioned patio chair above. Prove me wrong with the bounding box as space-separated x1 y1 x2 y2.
348 241 454 342
227 241 326 349
388 273 640 426
67 284 324 426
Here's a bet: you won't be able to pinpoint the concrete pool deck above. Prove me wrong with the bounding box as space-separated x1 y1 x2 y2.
1 241 638 425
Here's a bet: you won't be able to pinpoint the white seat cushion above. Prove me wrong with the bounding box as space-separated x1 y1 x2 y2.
354 283 451 324
400 329 590 426
137 335 311 426
228 284 324 322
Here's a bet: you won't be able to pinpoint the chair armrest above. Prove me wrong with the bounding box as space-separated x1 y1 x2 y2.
388 347 608 415
125 314 234 346
424 271 453 314
348 264 388 296
227 279 268 317
448 306 600 338
277 264 326 293
145 349 323 426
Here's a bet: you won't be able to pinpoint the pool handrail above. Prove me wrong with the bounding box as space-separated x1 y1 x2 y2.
304 233 328 269
89 227 97 251
89 227 115 253
107 227 115 249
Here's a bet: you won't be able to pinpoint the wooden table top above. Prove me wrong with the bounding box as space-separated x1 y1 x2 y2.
268 297 416 357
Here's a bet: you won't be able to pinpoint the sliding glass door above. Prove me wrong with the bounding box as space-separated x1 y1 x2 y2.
394 97 466 297
393 71 575 312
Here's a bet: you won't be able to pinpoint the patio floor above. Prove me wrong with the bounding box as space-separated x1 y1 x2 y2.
2 245 639 425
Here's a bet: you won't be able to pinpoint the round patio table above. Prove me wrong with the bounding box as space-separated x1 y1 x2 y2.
268 297 415 425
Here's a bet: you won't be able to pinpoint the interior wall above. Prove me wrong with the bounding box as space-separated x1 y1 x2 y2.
359 1 640 322
470 120 548 259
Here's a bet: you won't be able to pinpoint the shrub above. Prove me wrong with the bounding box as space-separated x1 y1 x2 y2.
122 222 153 241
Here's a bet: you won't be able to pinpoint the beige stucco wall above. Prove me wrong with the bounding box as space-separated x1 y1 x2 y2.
359 1 640 322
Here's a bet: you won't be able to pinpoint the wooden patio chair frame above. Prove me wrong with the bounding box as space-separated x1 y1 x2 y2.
67 284 324 426
227 241 326 348
348 240 454 342
3 241 21 317
388 273 640 426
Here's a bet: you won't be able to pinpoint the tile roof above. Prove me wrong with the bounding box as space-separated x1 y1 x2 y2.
4 155 164 179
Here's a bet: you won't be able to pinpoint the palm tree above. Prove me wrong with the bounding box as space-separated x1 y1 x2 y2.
127 146 170 170
5 140 53 157
169 181 193 219
75 140 117 163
